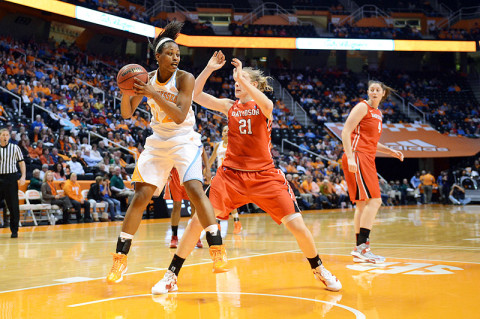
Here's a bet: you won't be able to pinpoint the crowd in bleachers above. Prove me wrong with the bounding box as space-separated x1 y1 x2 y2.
370 69 480 137
228 23 317 37
332 24 423 39
63 0 149 23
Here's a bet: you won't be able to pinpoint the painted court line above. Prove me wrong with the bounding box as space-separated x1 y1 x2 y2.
0 249 300 294
67 292 366 319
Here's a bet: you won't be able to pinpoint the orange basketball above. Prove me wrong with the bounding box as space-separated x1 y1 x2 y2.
116 64 148 96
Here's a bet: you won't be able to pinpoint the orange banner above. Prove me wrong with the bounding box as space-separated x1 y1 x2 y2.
325 123 480 158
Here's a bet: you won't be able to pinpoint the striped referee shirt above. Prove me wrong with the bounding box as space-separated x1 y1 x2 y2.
0 143 24 174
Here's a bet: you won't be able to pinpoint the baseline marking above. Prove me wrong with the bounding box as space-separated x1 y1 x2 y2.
68 292 366 319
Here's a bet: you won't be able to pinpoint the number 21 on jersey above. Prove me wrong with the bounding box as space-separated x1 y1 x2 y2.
239 119 252 134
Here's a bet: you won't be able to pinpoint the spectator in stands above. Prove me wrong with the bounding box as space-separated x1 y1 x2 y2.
50 147 60 164
110 166 134 205
39 164 49 181
420 170 435 204
100 176 123 221
86 176 108 222
31 115 44 131
63 173 92 222
449 183 471 205
67 154 85 176
410 172 422 204
333 177 348 208
82 149 102 167
39 148 54 166
379 179 393 206
27 169 43 191
53 162 66 181
90 144 103 163
41 171 73 224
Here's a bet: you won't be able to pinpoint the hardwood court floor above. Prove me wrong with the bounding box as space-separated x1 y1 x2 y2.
1 205 479 318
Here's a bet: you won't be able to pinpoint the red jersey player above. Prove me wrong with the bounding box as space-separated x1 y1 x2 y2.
341 80 404 264
164 167 204 249
151 51 341 294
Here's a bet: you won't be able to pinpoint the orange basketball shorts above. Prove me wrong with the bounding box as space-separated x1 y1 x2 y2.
342 152 380 203
163 168 190 201
209 167 300 224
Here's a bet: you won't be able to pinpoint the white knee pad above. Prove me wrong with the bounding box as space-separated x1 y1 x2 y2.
281 213 302 225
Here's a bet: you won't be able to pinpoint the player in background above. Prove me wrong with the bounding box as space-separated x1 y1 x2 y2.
165 157 210 248
106 21 227 285
151 51 341 295
208 126 242 234
341 80 404 264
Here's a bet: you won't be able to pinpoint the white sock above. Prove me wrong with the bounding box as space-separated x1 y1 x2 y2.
120 231 134 240
204 224 219 235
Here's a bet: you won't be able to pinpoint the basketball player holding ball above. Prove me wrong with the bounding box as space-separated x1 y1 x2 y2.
107 21 227 285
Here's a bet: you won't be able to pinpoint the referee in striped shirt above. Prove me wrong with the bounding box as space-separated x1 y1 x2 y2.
0 128 26 238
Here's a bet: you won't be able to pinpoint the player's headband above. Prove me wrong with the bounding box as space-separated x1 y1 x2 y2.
155 37 175 52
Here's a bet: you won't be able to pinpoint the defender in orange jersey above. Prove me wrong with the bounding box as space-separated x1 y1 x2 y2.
341 80 404 264
152 51 341 295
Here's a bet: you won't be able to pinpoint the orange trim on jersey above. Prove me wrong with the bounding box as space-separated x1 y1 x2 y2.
131 165 145 183
155 70 175 86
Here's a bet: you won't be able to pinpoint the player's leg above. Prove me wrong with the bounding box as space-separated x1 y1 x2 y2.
282 213 341 291
107 182 157 284
351 197 384 263
188 203 203 248
170 201 182 248
152 208 225 294
232 208 242 234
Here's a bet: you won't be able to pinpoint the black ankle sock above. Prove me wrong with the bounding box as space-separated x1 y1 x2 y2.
171 225 178 237
168 254 185 276
217 220 221 224
357 228 371 246
234 217 239 222
116 237 132 255
206 230 222 246
307 255 322 269
356 233 359 243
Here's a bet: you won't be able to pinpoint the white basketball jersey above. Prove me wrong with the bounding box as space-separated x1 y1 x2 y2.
216 141 227 167
147 70 196 138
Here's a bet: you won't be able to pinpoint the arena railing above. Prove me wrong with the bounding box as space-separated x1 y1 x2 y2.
75 78 105 103
87 130 138 163
0 86 22 117
407 102 427 123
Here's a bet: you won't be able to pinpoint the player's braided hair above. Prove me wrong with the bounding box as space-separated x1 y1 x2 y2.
149 21 183 53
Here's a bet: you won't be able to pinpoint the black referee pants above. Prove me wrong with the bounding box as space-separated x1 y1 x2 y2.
0 173 19 234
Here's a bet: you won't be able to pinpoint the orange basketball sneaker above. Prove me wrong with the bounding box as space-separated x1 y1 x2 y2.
107 253 128 284
209 245 229 273
233 220 242 234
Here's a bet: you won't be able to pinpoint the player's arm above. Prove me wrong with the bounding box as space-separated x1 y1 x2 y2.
208 142 219 168
341 102 368 173
232 58 273 120
133 72 193 124
194 51 234 115
377 142 404 161
121 95 144 119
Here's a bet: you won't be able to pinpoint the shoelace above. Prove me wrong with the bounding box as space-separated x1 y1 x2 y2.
110 253 124 273
320 267 335 281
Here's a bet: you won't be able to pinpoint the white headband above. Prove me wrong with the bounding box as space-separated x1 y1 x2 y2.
155 37 175 52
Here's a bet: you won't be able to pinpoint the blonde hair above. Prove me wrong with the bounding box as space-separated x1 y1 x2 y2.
242 67 273 93
368 80 396 103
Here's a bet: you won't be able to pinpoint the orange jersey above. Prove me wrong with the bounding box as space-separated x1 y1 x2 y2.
350 101 383 156
222 100 274 171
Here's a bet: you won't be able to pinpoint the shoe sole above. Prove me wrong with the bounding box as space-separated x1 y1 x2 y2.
152 285 178 295
352 254 385 264
213 267 230 273
107 267 128 284
169 245 177 249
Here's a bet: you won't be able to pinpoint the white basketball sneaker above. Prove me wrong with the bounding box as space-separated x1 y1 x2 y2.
152 270 178 295
351 243 385 264
313 265 342 292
